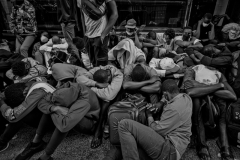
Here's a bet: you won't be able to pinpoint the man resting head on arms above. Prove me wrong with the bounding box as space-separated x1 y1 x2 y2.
118 79 192 160
123 63 161 103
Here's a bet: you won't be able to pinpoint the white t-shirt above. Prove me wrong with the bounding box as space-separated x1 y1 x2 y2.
193 65 221 85
81 0 112 38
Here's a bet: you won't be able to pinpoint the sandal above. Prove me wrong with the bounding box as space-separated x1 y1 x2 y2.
197 147 211 160
220 147 234 160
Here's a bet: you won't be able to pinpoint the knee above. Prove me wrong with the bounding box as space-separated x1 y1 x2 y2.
159 48 167 57
153 47 159 53
118 119 131 132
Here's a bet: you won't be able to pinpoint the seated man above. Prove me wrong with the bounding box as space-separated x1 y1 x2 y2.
183 64 237 160
155 28 176 57
149 57 184 78
16 82 100 160
193 13 215 46
39 36 69 70
219 23 240 52
6 57 47 83
0 81 54 152
141 31 159 63
118 79 192 160
52 63 123 148
174 26 203 54
123 63 161 104
118 19 142 49
33 31 50 64
108 38 146 70
192 45 232 75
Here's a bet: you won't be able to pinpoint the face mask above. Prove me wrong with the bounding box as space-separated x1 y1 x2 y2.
202 22 210 27
41 36 48 43
126 30 134 36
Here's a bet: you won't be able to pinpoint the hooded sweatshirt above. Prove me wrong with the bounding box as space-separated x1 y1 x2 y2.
38 82 100 133
52 63 90 82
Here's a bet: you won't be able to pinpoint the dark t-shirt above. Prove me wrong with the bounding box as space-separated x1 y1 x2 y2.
199 24 212 40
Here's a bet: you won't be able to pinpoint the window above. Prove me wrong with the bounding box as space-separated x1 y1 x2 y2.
1 0 187 33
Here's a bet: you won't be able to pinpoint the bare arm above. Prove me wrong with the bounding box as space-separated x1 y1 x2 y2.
140 81 161 94
186 83 224 97
101 1 118 41
135 33 142 49
143 39 158 45
209 23 215 40
194 21 202 39
175 40 193 48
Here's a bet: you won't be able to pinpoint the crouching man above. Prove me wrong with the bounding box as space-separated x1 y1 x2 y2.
16 82 100 160
118 79 192 160
183 64 237 160
0 80 54 153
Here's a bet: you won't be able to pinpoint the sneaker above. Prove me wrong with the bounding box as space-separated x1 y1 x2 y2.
0 142 9 153
15 141 46 160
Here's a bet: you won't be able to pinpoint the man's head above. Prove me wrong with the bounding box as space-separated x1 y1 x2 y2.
202 45 220 57
183 26 193 41
40 31 50 44
164 29 175 43
202 13 212 27
12 61 30 77
131 64 148 82
147 31 157 40
72 37 85 52
162 79 179 101
93 69 112 84
125 19 137 36
4 83 27 108
52 36 61 45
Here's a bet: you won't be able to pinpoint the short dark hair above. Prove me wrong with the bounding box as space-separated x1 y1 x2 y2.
131 64 148 82
73 37 85 50
12 61 27 77
52 36 60 44
164 29 175 39
93 69 108 83
4 83 26 108
148 31 157 40
202 45 215 56
204 13 213 19
162 79 179 94
183 26 192 31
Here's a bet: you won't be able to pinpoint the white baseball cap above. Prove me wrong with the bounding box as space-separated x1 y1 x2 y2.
159 57 180 73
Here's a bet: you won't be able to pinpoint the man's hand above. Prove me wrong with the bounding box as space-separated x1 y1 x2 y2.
198 19 203 26
95 83 109 89
146 104 154 117
52 106 69 115
100 34 105 44
218 43 226 47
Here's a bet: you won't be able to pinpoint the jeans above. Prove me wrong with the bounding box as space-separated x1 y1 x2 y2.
15 35 36 57
0 108 42 144
36 114 96 155
84 36 109 67
61 22 75 43
118 119 177 160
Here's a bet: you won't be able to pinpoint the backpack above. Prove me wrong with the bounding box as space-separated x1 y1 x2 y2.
108 93 148 145
226 99 240 148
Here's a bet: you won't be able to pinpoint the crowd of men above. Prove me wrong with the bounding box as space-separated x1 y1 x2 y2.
0 0 240 160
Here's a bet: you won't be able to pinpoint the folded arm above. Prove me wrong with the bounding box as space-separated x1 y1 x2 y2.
1 89 46 122
140 80 161 94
